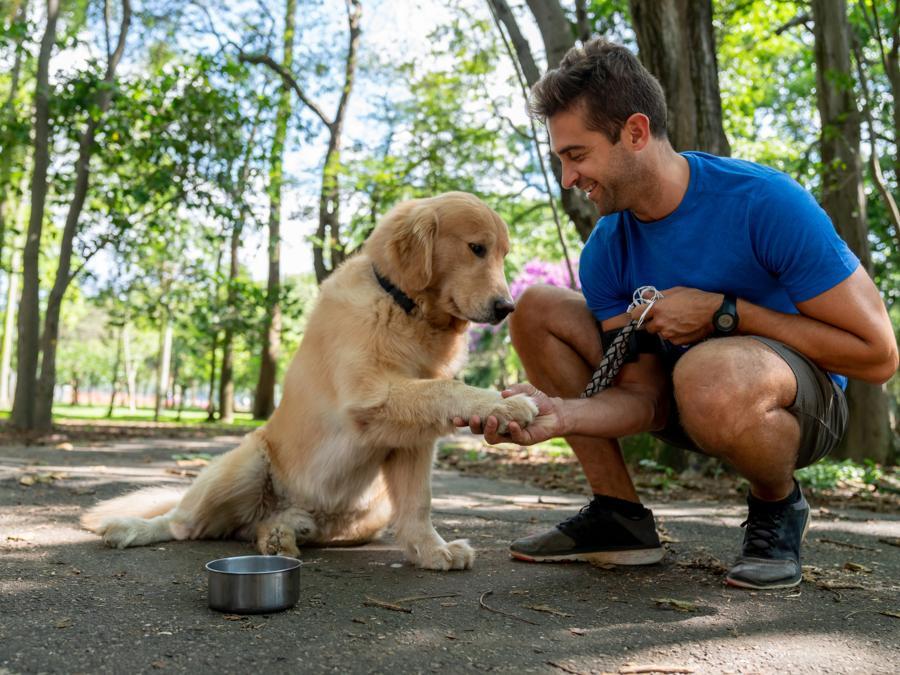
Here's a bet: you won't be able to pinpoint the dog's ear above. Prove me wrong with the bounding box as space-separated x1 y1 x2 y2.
390 202 438 291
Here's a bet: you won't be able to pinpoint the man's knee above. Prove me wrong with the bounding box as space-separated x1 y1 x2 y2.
673 338 783 449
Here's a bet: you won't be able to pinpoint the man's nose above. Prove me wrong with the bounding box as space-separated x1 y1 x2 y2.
560 162 578 190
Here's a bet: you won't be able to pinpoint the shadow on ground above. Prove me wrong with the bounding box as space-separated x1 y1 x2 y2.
1 435 898 674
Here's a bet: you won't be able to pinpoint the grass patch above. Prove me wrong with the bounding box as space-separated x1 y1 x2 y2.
0 404 263 428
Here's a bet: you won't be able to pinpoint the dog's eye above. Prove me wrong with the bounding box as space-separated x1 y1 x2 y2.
468 243 486 258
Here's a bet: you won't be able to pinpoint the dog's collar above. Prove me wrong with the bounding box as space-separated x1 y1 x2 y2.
373 267 416 315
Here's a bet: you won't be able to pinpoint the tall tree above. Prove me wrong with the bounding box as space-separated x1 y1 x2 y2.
628 0 731 155
10 0 59 430
250 0 296 419
32 0 132 431
489 0 599 242
241 0 363 283
812 0 892 462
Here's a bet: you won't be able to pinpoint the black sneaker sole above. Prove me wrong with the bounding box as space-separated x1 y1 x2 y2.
723 574 802 590
510 547 665 565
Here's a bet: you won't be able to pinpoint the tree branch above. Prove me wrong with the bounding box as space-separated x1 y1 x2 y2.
238 52 333 130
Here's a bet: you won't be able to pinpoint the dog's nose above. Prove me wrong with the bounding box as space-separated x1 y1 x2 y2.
492 298 515 322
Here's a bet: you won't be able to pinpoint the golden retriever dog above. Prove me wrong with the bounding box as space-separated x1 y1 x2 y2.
82 192 537 570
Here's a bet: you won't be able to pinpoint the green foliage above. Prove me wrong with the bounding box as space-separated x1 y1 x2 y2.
796 458 884 491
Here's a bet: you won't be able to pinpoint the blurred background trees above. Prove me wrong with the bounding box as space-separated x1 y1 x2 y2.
0 0 897 465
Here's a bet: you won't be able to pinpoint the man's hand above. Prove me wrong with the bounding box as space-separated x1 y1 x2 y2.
452 383 565 446
630 286 722 345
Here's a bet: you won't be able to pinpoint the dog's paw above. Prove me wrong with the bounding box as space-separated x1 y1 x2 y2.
412 538 475 571
98 517 142 549
256 524 301 558
489 393 538 434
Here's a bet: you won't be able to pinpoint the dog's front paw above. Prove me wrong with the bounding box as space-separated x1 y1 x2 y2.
411 538 475 571
98 517 142 549
488 393 538 434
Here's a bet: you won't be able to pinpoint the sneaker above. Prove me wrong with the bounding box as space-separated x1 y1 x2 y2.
509 495 664 565
725 482 810 590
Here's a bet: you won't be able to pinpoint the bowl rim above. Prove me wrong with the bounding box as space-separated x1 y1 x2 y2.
205 554 302 575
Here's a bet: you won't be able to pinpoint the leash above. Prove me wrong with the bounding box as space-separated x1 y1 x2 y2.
580 286 663 398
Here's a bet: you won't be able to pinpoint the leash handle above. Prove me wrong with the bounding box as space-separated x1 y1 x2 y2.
580 286 662 398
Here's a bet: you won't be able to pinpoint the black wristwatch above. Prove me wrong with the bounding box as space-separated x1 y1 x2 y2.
713 293 739 336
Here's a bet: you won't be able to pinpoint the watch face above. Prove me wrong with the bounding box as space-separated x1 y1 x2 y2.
717 314 735 331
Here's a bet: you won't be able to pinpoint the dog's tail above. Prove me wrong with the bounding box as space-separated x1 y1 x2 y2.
80 486 186 533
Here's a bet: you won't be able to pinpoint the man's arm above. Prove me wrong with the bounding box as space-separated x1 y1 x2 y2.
465 314 670 446
635 267 898 384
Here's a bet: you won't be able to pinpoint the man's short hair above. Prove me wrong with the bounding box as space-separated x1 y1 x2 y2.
529 38 668 143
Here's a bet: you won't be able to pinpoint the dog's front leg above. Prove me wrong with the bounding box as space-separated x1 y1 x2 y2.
382 446 474 571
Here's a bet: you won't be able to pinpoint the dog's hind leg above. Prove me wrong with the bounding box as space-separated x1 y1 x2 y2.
383 445 474 571
87 431 273 549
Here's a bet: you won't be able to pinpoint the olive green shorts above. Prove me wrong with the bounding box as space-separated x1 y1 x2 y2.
651 336 848 469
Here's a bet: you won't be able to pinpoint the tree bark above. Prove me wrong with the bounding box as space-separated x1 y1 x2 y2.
628 0 731 155
11 0 59 430
33 0 131 431
812 0 891 463
252 0 296 420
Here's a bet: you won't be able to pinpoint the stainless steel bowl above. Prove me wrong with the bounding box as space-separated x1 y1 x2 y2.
206 555 301 614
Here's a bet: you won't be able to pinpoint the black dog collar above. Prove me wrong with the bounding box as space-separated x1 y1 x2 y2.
373 267 416 315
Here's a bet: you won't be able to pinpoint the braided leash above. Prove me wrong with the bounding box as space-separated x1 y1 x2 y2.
580 286 663 398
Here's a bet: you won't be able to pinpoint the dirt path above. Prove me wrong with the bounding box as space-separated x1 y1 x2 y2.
1 434 898 674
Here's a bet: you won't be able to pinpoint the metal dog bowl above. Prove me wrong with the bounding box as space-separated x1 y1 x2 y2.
206 555 301 614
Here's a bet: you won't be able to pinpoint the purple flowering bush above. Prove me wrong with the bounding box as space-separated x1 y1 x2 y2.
464 259 578 388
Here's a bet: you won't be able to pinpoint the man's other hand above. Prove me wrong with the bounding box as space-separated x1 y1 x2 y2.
629 286 721 345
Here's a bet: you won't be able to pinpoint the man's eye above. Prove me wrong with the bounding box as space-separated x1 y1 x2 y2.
571 154 585 162
469 243 486 258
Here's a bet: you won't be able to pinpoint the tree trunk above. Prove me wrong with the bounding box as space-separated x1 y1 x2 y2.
628 0 731 155
313 0 362 283
1 241 21 409
219 231 240 423
812 0 891 463
123 322 137 412
253 0 296 420
0 0 28 273
33 0 131 432
10 0 59 430
492 0 599 242
107 325 123 418
206 330 218 421
154 317 173 422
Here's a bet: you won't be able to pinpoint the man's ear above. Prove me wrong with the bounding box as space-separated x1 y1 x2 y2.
622 112 651 151
389 202 438 291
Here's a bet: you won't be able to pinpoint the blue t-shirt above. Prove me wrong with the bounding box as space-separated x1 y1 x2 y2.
579 152 859 389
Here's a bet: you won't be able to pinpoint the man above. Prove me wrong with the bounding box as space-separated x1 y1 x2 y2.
454 38 897 589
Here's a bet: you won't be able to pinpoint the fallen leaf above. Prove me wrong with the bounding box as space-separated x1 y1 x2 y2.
568 627 587 636
56 442 74 451
843 562 872 573
222 614 247 621
879 610 900 619
18 475 35 486
151 660 166 669
652 598 699 613
56 618 72 629
523 603 574 617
